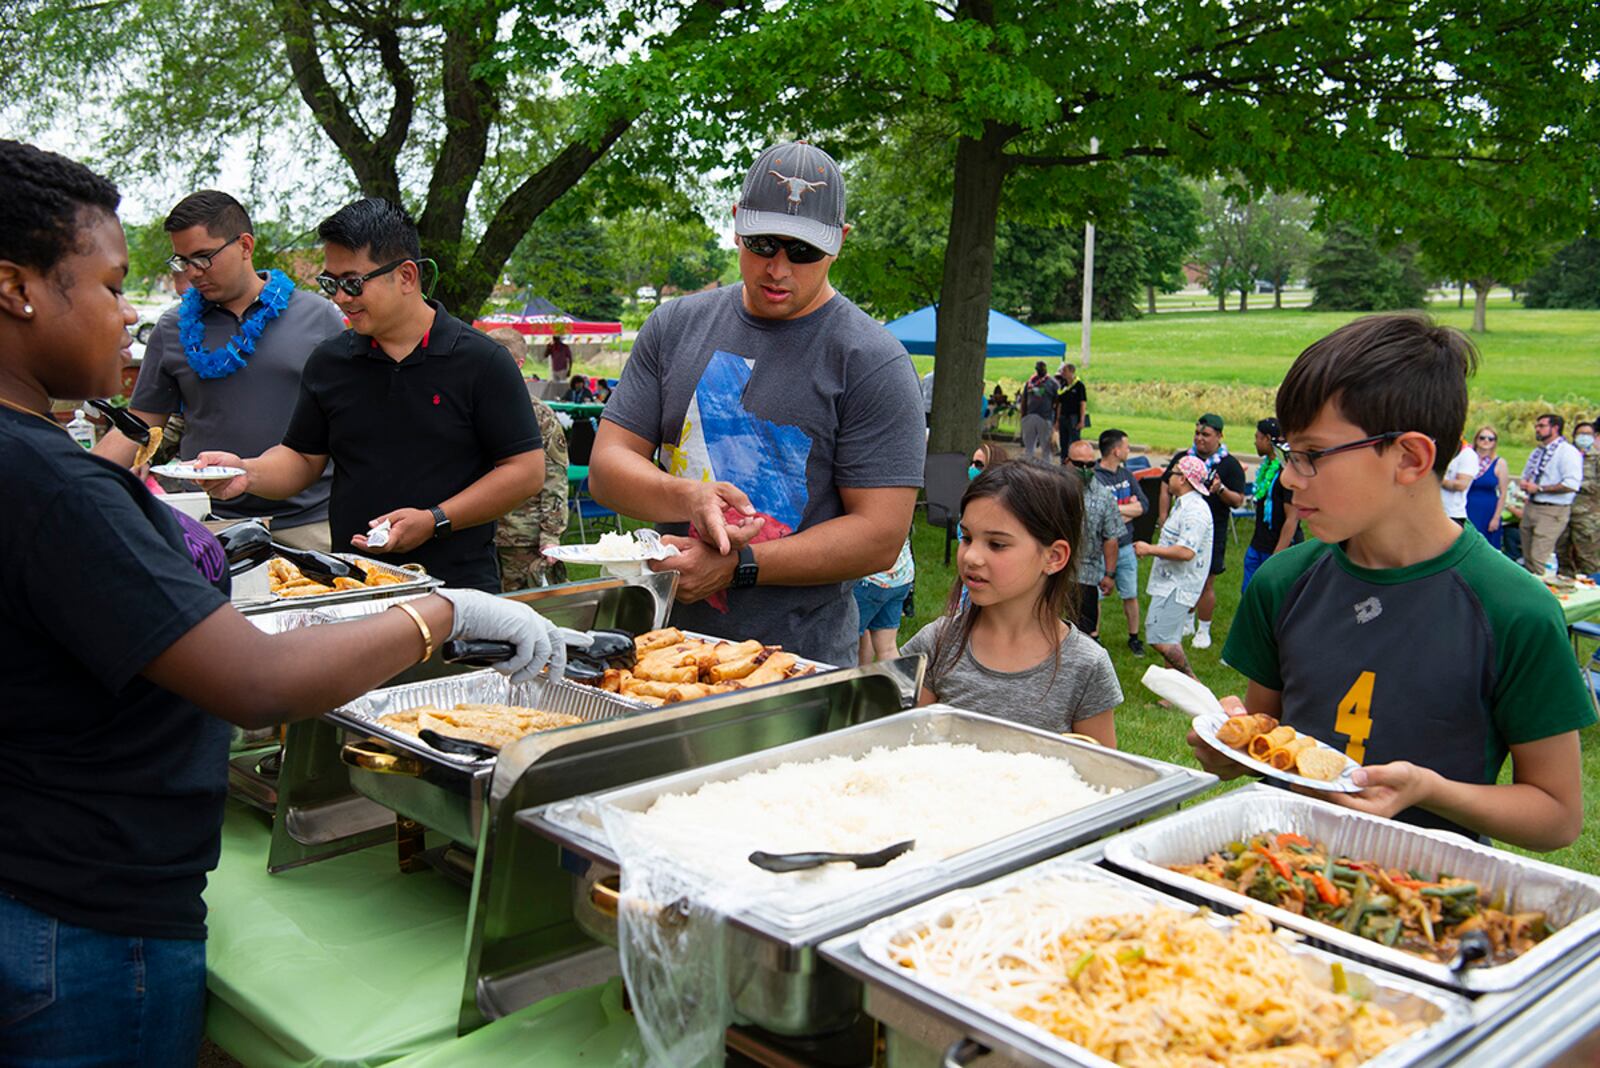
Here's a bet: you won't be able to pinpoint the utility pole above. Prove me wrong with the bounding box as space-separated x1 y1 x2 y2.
1079 137 1097 368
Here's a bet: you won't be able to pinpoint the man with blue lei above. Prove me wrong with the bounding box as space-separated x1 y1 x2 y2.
1157 412 1248 649
95 191 345 549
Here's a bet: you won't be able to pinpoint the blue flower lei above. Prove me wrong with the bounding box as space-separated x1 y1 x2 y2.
179 269 295 380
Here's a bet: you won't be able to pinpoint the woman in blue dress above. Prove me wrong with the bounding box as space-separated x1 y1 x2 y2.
1464 424 1510 549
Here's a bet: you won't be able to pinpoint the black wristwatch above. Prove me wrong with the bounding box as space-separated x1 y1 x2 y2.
429 505 452 537
732 545 759 589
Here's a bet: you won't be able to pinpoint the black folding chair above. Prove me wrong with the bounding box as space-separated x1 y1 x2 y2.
923 452 970 565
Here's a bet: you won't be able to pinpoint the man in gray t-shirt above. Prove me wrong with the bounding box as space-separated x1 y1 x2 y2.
591 142 925 667
95 191 343 546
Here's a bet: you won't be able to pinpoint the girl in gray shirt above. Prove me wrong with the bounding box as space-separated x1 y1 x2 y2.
901 463 1123 743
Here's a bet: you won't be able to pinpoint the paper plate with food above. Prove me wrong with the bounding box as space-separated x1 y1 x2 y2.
1192 711 1362 792
150 462 246 481
543 530 680 576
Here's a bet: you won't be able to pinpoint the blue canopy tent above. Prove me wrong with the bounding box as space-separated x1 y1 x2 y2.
882 305 1066 359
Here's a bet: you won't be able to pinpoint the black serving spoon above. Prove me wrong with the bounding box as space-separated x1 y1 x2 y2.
1449 929 1494 975
748 839 916 874
418 728 499 761
87 398 151 446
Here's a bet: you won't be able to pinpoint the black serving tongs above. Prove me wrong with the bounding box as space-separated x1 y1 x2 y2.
441 628 634 683
417 728 499 761
1449 929 1493 975
217 521 367 583
87 398 151 446
748 840 917 873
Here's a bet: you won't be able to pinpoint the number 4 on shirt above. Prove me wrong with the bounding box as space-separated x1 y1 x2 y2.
1335 671 1375 763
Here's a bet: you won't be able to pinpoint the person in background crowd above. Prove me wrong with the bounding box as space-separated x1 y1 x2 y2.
1439 435 1478 527
488 327 570 589
1463 424 1510 551
855 532 915 664
1502 479 1527 564
0 141 567 1066
920 367 935 428
1518 412 1584 575
989 383 1009 415
1136 455 1214 679
1558 419 1598 576
1056 362 1088 461
1242 417 1301 591
565 374 595 403
903 463 1122 744
589 140 925 667
1068 439 1122 640
545 333 572 378
198 197 544 592
1019 360 1058 464
1159 413 1246 648
1093 428 1149 655
970 440 1010 480
93 190 344 551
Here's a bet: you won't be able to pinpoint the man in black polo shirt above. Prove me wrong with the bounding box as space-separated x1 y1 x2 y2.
198 198 542 591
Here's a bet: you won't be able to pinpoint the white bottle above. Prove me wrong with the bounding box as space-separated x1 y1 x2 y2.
67 409 95 450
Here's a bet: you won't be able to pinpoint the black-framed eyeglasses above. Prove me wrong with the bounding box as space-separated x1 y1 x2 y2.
740 234 828 264
315 259 408 297
1276 432 1406 478
167 234 241 274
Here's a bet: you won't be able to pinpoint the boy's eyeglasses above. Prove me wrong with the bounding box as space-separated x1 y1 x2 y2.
1276 432 1406 477
315 259 407 297
167 234 241 273
740 234 828 264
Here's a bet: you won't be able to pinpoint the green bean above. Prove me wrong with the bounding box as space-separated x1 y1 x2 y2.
1421 884 1479 899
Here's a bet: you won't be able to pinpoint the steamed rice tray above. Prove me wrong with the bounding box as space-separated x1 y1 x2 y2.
625 743 1120 895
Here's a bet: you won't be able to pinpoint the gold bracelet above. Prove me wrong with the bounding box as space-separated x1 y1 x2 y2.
393 601 434 662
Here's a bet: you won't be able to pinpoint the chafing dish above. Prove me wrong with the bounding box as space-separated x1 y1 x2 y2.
519 706 1215 1037
1100 786 1600 993
236 551 440 614
821 857 1473 1068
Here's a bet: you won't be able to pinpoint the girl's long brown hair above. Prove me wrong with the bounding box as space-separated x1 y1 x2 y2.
926 460 1085 696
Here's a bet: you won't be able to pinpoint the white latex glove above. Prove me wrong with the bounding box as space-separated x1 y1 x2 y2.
436 589 582 683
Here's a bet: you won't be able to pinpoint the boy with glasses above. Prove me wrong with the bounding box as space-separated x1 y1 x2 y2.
198 198 543 592
589 141 924 666
93 191 344 549
1190 313 1594 850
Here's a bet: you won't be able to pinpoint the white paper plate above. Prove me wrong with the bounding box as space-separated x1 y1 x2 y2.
151 463 245 481
542 543 679 565
1192 710 1361 793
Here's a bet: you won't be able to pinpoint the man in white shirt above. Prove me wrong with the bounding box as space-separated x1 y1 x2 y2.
1440 441 1477 524
1518 412 1584 574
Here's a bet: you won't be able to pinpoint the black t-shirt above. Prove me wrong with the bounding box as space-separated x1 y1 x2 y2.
0 408 232 940
1249 461 1301 554
1164 449 1247 556
283 302 542 591
1058 380 1087 425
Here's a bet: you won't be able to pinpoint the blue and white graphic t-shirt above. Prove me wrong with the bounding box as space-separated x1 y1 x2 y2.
604 285 926 665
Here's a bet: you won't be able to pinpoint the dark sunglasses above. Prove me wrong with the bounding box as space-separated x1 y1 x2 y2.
167 234 241 273
740 234 828 264
315 258 408 297
1477 434 1497 442
971 459 986 470
1070 459 1096 470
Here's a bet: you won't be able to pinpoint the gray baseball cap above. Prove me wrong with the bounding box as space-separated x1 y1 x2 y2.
734 141 846 256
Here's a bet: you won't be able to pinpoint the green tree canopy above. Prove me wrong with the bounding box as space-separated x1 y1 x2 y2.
1523 237 1600 310
1307 224 1429 312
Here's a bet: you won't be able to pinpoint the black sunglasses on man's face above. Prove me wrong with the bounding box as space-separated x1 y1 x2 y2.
740 234 828 264
315 258 408 298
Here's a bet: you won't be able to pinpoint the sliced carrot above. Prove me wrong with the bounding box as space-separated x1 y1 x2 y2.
1254 843 1296 882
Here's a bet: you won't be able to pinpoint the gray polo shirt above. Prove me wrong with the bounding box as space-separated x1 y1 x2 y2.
131 280 344 528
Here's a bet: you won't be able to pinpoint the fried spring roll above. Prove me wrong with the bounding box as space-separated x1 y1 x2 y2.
708 651 762 682
1214 716 1263 749
740 652 798 687
665 683 715 703
635 663 699 685
600 668 631 693
622 680 684 699
634 627 685 654
694 639 762 672
1247 726 1296 761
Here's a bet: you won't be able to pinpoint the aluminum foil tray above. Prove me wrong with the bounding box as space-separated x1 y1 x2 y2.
246 596 431 634
1100 785 1600 992
839 858 1473 1068
237 552 440 614
527 705 1213 946
329 669 648 768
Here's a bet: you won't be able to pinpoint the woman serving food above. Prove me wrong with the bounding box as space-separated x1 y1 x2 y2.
0 142 569 1064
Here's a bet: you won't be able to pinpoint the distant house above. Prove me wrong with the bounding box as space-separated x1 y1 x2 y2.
1181 262 1208 286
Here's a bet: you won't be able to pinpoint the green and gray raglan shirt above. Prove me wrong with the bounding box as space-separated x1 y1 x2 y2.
1222 524 1595 839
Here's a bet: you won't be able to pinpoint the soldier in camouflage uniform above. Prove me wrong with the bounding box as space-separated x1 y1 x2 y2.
488 329 570 589
1558 420 1599 577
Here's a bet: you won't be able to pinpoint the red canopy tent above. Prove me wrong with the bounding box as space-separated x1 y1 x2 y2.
472 296 621 345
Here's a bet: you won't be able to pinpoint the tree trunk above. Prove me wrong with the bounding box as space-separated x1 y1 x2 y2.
1470 277 1493 333
1146 284 1157 315
1273 282 1283 309
1458 281 1465 308
1238 287 1248 312
1217 289 1226 312
928 122 1012 456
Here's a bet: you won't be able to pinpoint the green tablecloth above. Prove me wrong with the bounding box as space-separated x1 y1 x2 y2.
546 401 605 418
1559 585 1600 626
204 804 639 1066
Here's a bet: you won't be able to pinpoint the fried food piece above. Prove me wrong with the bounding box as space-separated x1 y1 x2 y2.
417 705 584 750
268 558 302 585
634 627 685 654
1295 747 1348 781
376 706 432 736
693 639 762 672
665 683 715 703
132 426 164 468
279 582 334 596
707 650 762 682
741 651 797 687
600 668 632 693
622 679 687 700
1215 713 1278 749
1247 726 1296 761
332 576 366 591
364 571 405 587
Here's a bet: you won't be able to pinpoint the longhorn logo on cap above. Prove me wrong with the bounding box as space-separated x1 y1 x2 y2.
769 168 828 214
